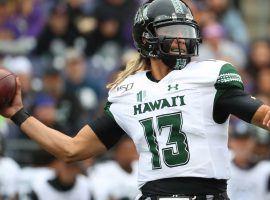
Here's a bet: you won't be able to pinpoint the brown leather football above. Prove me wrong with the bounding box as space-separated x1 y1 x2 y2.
0 68 16 109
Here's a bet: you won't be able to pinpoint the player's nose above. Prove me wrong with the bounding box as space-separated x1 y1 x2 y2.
178 38 186 45
171 38 186 48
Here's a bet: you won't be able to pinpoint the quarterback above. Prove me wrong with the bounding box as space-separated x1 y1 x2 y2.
1 0 270 200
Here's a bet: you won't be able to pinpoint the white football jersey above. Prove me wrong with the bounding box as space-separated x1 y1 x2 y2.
228 161 270 200
89 160 139 200
106 60 243 188
18 166 55 199
32 174 91 200
0 157 21 197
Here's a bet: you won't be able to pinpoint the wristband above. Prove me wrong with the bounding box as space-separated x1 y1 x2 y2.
11 108 30 127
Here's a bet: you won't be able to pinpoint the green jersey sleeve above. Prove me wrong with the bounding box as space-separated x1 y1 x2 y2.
214 63 244 105
213 63 244 123
214 63 244 91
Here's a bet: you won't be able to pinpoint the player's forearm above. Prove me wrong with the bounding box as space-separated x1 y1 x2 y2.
20 116 75 162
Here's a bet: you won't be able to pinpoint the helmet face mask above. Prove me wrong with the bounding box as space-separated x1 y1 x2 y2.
133 0 202 69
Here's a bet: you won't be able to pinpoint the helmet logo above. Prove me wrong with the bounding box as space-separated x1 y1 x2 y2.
134 10 143 24
143 6 149 20
171 0 184 13
134 5 148 25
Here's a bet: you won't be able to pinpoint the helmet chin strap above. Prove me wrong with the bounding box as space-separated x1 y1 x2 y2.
160 56 191 70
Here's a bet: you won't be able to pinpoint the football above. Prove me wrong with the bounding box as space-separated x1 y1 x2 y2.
0 68 16 109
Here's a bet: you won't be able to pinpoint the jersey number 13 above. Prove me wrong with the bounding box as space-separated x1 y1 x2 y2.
139 112 190 169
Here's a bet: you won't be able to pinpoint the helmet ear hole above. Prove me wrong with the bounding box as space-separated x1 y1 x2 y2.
143 38 158 56
142 37 148 45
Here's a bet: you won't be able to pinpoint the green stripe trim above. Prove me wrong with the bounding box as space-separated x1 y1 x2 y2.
214 63 244 90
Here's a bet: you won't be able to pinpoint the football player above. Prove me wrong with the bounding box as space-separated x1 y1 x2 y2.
1 0 270 199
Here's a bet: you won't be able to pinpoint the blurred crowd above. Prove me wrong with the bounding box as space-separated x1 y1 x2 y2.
0 0 270 199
